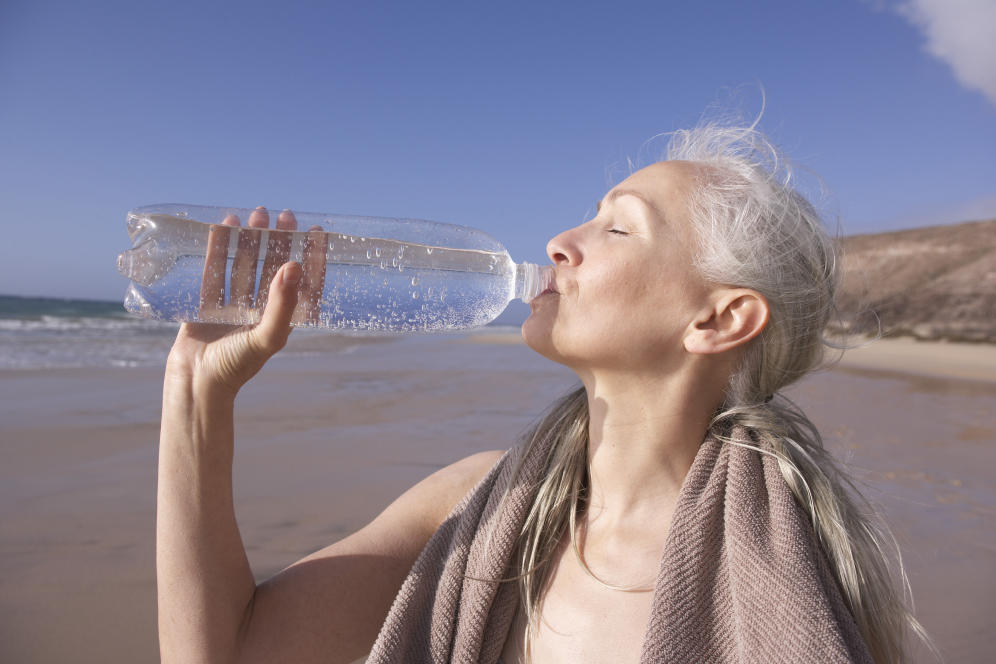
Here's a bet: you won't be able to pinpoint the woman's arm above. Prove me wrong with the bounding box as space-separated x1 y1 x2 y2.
155 207 504 663
158 363 500 664
156 208 305 663
157 373 254 663
237 448 503 664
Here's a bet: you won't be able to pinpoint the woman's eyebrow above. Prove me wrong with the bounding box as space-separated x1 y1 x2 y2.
596 189 662 220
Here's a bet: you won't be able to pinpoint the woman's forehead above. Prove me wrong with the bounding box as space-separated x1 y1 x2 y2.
607 161 699 224
618 161 698 197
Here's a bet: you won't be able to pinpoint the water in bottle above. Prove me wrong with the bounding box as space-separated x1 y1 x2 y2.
117 204 554 332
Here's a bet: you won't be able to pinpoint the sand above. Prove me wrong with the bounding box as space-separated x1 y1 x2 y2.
832 336 996 383
1 334 993 662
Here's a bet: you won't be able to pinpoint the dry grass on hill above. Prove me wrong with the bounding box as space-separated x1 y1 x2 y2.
834 219 996 343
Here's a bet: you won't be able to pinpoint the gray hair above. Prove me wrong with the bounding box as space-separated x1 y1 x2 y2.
667 122 934 663
667 123 838 402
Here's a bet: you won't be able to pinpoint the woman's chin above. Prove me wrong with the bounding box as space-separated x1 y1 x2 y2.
521 314 552 355
521 315 571 366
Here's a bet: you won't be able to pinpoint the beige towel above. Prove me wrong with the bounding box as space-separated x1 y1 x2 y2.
368 426 873 663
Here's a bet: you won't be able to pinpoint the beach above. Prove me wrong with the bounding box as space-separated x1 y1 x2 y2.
1 331 994 662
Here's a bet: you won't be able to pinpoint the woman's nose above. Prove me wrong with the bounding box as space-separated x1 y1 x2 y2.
546 228 580 265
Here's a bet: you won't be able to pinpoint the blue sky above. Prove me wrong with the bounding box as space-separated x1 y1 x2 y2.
1 0 994 300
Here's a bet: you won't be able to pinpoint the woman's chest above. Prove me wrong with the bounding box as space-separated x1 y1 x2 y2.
499 546 657 663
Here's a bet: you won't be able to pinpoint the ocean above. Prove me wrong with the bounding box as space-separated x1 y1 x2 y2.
0 294 179 369
0 294 527 370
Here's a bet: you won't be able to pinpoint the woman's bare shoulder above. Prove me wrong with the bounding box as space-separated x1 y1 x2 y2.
238 449 508 664
398 449 507 528
319 448 508 555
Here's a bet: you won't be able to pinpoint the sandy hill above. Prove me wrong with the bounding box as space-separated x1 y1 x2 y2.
834 219 996 343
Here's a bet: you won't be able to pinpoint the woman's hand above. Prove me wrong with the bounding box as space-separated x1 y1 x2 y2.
165 207 328 399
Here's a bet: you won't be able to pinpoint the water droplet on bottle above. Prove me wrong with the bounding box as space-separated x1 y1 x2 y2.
426 246 433 255
411 276 419 286
366 249 372 259
397 246 405 257
412 292 419 299
349 236 356 243
374 247 381 257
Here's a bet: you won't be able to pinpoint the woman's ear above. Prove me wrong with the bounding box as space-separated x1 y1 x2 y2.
683 289 769 355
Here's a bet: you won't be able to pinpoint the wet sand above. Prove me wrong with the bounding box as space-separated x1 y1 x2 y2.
1 334 993 662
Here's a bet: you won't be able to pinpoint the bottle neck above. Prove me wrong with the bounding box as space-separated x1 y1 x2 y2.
515 262 553 302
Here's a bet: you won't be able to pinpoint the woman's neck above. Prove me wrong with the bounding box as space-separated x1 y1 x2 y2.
579 363 723 529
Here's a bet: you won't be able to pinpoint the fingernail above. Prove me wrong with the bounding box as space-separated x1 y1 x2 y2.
283 262 302 286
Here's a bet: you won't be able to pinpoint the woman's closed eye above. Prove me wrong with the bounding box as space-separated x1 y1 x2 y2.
607 228 630 235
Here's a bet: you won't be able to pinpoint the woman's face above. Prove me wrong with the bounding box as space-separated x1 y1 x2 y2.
522 160 714 373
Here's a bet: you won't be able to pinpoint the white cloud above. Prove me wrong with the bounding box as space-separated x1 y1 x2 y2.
897 0 996 107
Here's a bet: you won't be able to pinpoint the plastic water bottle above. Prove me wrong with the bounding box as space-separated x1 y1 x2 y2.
117 204 554 332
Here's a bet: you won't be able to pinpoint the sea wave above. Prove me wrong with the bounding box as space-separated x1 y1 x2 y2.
0 315 179 333
0 295 518 369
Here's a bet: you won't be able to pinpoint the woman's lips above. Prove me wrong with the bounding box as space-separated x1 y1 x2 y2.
528 287 558 306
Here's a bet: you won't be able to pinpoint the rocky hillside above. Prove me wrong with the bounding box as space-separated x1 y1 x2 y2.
834 219 996 343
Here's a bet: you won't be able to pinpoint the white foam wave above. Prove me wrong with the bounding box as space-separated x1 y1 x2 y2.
0 315 178 333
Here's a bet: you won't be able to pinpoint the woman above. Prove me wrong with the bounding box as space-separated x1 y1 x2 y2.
157 123 924 663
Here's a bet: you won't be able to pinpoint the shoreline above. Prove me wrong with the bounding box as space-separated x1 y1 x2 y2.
466 331 996 384
3 330 994 384
829 335 996 384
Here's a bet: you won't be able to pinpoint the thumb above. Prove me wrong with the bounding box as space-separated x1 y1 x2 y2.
251 262 301 354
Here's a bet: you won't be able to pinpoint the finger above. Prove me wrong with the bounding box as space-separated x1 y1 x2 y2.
199 214 240 314
296 225 328 324
230 206 268 310
250 262 302 356
255 209 297 310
